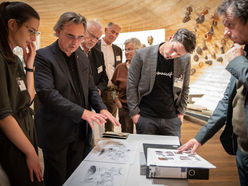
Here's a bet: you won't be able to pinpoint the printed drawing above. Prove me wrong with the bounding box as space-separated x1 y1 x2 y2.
83 165 123 186
64 161 129 186
85 139 136 164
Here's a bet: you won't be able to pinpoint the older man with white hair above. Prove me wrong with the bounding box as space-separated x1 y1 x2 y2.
81 20 108 95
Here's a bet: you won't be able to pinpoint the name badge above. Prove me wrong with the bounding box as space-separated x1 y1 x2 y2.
97 65 103 74
16 77 27 91
174 75 183 88
116 55 121 62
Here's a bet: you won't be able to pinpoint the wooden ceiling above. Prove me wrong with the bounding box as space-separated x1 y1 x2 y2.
6 0 228 47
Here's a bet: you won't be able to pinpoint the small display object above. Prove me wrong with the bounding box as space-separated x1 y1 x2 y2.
102 131 129 139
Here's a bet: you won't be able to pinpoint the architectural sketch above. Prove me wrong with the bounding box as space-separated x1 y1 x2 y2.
85 139 136 164
63 161 129 186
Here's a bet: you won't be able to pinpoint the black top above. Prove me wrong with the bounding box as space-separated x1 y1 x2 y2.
0 54 37 146
62 51 85 107
139 50 177 118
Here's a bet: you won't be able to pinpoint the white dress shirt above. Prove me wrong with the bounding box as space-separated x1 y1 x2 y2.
101 39 115 87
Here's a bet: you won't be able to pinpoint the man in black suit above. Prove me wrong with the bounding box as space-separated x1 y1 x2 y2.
34 12 120 186
95 22 122 132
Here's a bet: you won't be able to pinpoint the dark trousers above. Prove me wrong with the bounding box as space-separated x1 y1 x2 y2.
42 139 85 186
102 89 117 132
119 107 133 133
236 149 248 186
136 116 182 138
0 135 44 186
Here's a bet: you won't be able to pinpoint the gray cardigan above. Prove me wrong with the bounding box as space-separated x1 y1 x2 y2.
127 44 191 117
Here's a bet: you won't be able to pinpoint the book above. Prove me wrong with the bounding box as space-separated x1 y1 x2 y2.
102 131 129 139
144 144 216 179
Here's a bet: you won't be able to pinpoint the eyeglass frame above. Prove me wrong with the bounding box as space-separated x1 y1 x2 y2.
63 32 84 42
25 25 40 37
86 30 100 41
124 47 135 52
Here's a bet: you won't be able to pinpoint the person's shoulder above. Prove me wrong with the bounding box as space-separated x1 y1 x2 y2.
95 40 101 50
135 44 159 56
112 44 122 50
115 62 125 72
91 46 103 55
178 53 191 61
37 41 57 56
116 62 126 68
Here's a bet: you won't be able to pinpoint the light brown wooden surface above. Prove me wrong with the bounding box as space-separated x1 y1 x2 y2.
181 120 239 186
3 0 228 48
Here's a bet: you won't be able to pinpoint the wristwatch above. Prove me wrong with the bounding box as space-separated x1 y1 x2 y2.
25 67 35 72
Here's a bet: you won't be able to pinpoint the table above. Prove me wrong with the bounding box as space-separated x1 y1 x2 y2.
63 134 188 186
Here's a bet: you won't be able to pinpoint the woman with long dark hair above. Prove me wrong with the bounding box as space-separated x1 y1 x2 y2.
0 2 44 185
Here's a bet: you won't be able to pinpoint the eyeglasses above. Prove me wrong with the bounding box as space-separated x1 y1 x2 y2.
124 48 135 52
64 33 84 42
25 25 40 37
87 30 99 41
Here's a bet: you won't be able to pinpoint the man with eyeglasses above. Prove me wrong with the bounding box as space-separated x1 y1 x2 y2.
80 20 109 144
127 28 196 137
95 22 122 132
80 20 108 96
34 12 120 186
179 1 248 185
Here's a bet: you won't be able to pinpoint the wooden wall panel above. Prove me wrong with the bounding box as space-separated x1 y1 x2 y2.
4 0 225 47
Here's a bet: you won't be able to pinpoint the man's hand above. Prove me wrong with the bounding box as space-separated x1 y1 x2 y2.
177 138 201 154
81 109 107 129
115 97 122 109
226 44 244 62
178 113 184 123
98 89 101 96
100 109 120 127
131 114 140 124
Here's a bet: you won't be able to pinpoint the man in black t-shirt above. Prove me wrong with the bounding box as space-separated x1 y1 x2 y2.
127 28 196 137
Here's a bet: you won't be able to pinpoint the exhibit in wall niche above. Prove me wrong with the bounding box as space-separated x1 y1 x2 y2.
182 6 233 111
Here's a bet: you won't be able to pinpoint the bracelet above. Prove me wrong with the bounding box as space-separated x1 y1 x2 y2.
25 67 34 72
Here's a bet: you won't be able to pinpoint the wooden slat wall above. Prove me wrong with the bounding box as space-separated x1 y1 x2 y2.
4 0 226 47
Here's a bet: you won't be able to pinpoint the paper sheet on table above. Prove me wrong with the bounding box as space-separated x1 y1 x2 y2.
63 161 129 186
85 139 137 164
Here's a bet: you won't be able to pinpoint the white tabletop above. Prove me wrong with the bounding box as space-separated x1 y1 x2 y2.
64 134 188 186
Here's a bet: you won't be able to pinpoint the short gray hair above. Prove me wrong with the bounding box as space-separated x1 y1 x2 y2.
218 0 248 24
124 38 141 49
87 20 102 32
53 12 87 36
107 22 121 30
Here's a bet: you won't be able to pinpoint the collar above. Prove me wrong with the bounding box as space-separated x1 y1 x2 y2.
244 44 248 57
80 45 90 56
101 38 112 47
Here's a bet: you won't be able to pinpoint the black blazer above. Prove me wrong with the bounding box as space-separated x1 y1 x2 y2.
34 41 106 150
87 46 108 93
95 40 123 67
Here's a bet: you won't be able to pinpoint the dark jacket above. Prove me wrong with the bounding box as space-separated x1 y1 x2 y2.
127 44 191 117
34 41 106 150
95 40 122 68
88 46 108 93
195 52 248 155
